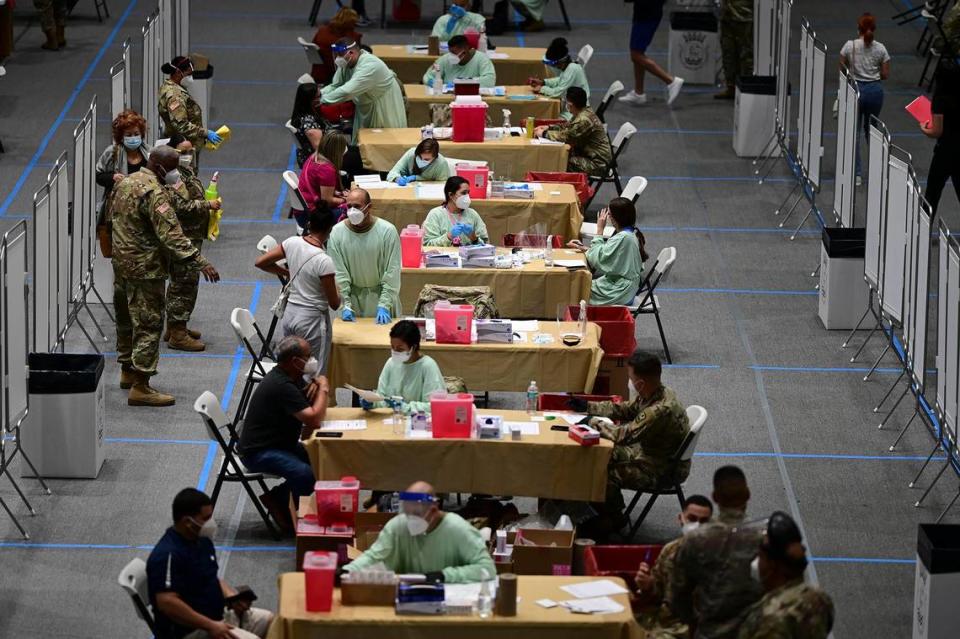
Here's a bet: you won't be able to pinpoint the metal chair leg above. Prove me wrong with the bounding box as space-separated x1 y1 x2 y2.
626 493 661 541
877 384 909 430
773 182 800 216
3 468 36 515
789 206 814 241
13 443 51 494
874 370 906 413
888 409 919 451
777 192 805 227
0 495 29 539
910 439 946 488
557 0 572 30
842 302 873 349
863 343 891 381
849 317 881 362
653 308 672 364
915 458 951 507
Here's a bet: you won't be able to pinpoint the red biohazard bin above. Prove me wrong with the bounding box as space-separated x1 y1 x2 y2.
456 163 489 199
451 103 488 142
314 476 359 533
435 302 474 344
400 224 424 268
431 393 475 438
525 171 595 206
303 551 338 612
564 305 636 358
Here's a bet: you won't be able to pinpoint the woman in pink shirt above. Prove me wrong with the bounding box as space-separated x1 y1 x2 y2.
297 131 349 227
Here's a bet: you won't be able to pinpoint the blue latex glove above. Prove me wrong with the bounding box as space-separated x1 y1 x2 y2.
341 308 356 322
359 398 374 410
397 175 415 186
450 223 465 237
385 397 402 411
206 129 222 144
425 78 434 88
459 223 474 236
376 306 392 325
406 175 418 183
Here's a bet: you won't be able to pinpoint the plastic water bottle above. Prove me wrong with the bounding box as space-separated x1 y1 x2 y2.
544 236 554 267
526 380 539 414
478 26 489 53
578 299 588 337
502 108 511 130
477 571 493 618
390 492 400 513
205 172 222 241
429 62 441 95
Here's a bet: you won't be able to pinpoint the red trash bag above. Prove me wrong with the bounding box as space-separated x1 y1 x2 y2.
524 171 595 206
564 305 636 358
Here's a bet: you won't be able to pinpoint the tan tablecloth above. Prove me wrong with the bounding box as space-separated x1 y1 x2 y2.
267 574 641 639
366 183 583 247
399 248 591 319
329 319 604 396
359 128 569 181
373 45 547 85
303 408 612 501
404 84 561 127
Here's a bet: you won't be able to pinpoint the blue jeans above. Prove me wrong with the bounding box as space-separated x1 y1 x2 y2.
241 446 315 501
855 81 884 176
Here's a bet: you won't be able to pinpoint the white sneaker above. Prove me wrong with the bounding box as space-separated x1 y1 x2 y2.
0 65 5 77
666 77 684 106
855 175 863 187
619 90 648 106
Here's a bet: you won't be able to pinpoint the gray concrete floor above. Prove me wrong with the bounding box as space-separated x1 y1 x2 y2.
0 0 958 636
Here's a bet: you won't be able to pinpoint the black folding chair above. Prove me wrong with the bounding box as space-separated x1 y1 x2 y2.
622 405 708 540
194 391 281 540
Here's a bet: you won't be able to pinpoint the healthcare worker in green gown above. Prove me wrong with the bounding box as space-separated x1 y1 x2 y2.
568 197 648 306
321 38 407 144
529 37 590 119
431 0 486 42
327 188 402 323
423 35 496 89
422 176 489 247
359 320 446 414
387 138 451 185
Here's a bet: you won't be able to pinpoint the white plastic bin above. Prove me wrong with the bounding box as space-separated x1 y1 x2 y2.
668 12 719 85
818 228 870 330
733 75 778 157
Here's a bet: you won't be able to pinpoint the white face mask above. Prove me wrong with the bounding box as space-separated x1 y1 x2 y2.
628 378 638 396
415 156 432 169
681 521 700 535
447 52 463 65
346 206 366 225
190 516 217 539
406 514 430 536
455 194 471 210
301 356 319 382
391 349 412 364
750 556 761 584
181 74 195 87
334 55 349 70
162 169 181 185
178 153 193 166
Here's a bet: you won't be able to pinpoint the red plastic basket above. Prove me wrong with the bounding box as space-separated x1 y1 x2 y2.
524 171 595 206
538 393 622 411
564 305 636 358
583 545 664 591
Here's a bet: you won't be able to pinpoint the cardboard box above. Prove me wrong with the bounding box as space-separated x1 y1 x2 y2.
593 355 629 398
511 528 576 575
355 511 396 551
341 581 397 606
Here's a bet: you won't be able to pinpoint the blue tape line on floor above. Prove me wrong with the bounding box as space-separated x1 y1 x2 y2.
195 442 218 491
0 0 139 217
273 145 298 222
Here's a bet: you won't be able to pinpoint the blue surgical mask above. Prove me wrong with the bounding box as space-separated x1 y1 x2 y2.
415 156 432 169
122 135 141 150
449 4 466 18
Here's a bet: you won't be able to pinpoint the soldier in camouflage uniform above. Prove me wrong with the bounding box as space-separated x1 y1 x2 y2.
33 0 66 50
670 466 764 639
162 135 221 351
109 146 220 407
414 284 500 319
159 56 221 168
634 495 714 639
716 0 754 100
538 86 612 177
737 511 834 639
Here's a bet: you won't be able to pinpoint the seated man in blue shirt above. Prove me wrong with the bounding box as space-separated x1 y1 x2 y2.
147 488 274 639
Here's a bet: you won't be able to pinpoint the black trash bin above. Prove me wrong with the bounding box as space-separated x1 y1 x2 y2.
22 353 105 478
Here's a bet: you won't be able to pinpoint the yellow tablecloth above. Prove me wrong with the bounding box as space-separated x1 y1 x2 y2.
399 248 591 319
358 128 569 181
329 319 604 396
303 408 612 501
366 183 583 246
404 84 561 127
373 45 547 85
268 574 642 639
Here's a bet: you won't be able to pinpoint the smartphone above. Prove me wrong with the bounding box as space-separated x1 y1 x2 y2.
316 432 343 438
550 424 570 432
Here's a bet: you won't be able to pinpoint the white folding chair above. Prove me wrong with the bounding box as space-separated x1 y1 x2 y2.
628 246 677 363
230 308 278 422
297 73 315 85
297 37 324 66
595 80 624 124
194 391 281 539
585 122 637 209
579 176 649 243
623 405 708 539
118 558 157 635
577 44 594 68
283 171 309 231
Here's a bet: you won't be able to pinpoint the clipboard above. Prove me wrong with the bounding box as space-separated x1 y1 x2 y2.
345 384 385 403
905 95 933 125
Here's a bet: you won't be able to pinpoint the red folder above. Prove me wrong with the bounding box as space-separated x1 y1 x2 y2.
905 96 933 125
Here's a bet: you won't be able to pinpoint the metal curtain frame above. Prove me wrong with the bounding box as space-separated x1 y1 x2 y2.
141 11 161 144
175 0 190 59
832 68 859 228
754 0 793 181
753 0 777 76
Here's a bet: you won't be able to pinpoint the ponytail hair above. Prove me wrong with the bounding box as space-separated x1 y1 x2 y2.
608 197 649 261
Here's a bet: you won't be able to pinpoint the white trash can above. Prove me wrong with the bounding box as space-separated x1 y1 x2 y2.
913 524 960 638
668 11 720 85
818 227 870 330
21 353 105 479
733 75 778 157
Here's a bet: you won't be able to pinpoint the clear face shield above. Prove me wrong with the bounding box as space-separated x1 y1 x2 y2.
399 492 437 536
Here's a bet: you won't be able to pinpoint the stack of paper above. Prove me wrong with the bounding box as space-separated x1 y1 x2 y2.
479 86 507 96
353 174 399 190
557 580 629 615
560 596 625 615
414 182 446 200
319 420 368 431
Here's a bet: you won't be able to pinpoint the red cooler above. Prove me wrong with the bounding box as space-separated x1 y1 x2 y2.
451 103 487 142
431 393 475 438
303 551 338 612
434 302 474 344
456 163 489 200
314 476 359 534
400 224 424 268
